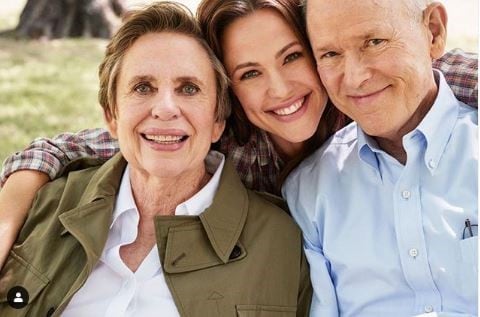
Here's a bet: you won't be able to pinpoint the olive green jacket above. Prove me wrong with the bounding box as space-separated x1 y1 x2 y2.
0 153 312 317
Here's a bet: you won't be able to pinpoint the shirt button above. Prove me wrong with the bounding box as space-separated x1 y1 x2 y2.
424 305 434 313
428 159 436 169
401 190 411 200
409 248 418 258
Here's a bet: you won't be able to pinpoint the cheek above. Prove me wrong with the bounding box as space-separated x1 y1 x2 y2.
291 59 319 81
232 85 262 116
317 67 339 97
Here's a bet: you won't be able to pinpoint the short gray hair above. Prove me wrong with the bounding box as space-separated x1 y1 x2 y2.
301 0 433 21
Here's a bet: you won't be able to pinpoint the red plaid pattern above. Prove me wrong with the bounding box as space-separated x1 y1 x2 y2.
433 49 477 107
2 50 477 192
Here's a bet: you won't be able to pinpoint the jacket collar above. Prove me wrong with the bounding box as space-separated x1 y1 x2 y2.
199 158 249 263
58 153 126 261
58 152 249 265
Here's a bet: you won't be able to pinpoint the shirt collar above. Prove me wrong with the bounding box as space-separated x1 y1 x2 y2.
411 70 460 174
357 70 460 175
111 165 137 228
357 124 382 173
112 151 225 225
175 150 225 216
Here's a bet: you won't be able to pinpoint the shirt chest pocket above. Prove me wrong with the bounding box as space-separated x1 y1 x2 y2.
458 236 477 301
236 305 297 317
0 251 50 316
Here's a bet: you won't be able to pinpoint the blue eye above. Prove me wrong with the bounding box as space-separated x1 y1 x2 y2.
179 83 200 95
240 70 260 80
134 83 154 94
284 52 302 64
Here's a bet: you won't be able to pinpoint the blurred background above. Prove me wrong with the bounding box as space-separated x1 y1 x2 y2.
0 0 477 164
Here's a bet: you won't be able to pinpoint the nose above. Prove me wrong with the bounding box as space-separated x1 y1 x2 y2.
151 89 181 120
343 54 372 90
267 69 294 99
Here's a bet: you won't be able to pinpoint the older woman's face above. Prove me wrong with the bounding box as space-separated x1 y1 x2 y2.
107 32 225 179
222 8 328 146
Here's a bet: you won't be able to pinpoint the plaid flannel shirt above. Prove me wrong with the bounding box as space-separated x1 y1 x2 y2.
1 50 477 193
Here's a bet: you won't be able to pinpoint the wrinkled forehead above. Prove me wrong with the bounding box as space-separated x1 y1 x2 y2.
120 32 216 85
305 0 424 24
305 0 421 43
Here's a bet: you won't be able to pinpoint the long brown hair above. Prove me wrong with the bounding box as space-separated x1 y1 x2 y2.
197 0 347 185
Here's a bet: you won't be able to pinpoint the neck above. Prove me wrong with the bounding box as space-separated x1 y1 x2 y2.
129 166 211 217
375 137 408 164
269 133 306 162
375 79 438 165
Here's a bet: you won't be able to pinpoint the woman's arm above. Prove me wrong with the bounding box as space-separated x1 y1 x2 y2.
434 49 478 108
0 170 49 270
0 128 119 270
0 128 119 186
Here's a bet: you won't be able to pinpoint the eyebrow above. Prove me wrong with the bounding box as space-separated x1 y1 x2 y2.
231 61 260 76
174 75 208 91
231 41 301 75
275 41 301 59
315 26 388 53
127 75 155 87
127 75 206 87
174 76 205 86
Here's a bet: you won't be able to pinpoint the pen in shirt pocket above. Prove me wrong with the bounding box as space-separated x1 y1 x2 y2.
463 218 478 239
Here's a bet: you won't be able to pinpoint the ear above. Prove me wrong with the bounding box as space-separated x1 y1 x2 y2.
211 120 226 143
423 2 447 59
103 110 119 139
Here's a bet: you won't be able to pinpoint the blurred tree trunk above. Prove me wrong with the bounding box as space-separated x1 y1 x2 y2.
15 0 127 39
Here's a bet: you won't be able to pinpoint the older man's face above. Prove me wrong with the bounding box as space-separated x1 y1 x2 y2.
307 0 445 140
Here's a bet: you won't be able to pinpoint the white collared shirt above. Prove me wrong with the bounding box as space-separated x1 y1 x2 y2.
63 151 225 317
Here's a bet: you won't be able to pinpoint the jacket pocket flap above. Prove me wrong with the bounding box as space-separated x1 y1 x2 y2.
163 224 246 273
0 251 49 304
236 305 297 316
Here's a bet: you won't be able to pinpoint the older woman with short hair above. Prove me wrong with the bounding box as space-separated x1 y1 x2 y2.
0 3 311 316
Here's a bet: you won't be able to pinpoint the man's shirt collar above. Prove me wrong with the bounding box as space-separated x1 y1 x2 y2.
357 70 461 175
411 70 460 174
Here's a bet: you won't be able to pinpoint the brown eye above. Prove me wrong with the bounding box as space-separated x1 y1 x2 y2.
284 52 302 64
321 51 339 59
366 39 386 47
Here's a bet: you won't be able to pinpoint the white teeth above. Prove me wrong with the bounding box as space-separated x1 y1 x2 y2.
145 134 184 143
273 97 305 116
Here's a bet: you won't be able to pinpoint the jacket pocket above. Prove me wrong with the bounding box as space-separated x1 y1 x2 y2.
236 305 297 317
0 251 49 314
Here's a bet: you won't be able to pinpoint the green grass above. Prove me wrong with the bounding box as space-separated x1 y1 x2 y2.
0 38 106 163
0 0 107 164
0 0 477 165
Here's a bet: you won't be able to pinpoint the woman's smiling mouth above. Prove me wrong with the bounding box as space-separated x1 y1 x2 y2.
272 96 306 116
267 94 311 123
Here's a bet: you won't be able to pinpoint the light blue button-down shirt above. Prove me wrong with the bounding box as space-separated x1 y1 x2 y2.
283 71 478 317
